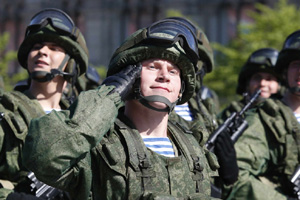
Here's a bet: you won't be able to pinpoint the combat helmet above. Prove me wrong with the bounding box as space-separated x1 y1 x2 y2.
108 19 198 112
18 8 89 84
166 17 214 74
236 48 279 95
276 30 300 94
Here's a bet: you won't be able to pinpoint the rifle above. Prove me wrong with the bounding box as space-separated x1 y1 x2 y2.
291 165 300 199
27 172 70 200
205 89 261 151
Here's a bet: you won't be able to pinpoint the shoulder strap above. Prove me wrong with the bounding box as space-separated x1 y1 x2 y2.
260 99 300 175
114 118 155 191
0 89 44 139
168 121 205 193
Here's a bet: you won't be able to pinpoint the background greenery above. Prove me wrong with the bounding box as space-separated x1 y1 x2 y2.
204 0 300 109
0 0 299 109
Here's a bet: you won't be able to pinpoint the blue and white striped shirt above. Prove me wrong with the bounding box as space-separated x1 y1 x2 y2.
174 102 193 121
142 137 175 157
294 113 300 124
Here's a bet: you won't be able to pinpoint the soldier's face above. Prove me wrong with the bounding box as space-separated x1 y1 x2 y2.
140 58 181 108
27 42 67 74
287 60 300 90
248 72 279 98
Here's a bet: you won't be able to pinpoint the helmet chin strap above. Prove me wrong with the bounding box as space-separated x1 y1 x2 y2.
133 79 184 114
29 54 72 82
138 95 177 113
288 86 300 96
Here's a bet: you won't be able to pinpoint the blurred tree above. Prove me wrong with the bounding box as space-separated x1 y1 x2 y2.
0 32 27 91
204 0 300 108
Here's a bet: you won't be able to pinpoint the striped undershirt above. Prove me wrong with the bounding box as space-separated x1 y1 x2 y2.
44 108 61 114
174 102 193 121
142 136 175 157
294 113 300 124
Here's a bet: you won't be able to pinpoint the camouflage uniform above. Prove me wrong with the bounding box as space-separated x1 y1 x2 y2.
218 48 281 124
222 98 299 199
222 34 300 199
0 90 45 199
167 17 218 146
23 20 220 200
169 92 218 146
23 85 219 200
0 8 88 200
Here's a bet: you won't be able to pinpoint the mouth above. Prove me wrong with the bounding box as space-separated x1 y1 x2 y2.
151 86 170 92
35 60 48 66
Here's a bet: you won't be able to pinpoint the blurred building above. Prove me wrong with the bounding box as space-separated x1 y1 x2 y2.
0 0 299 74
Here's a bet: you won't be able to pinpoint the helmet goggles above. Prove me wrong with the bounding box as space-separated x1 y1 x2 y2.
283 30 300 50
25 8 78 41
144 19 199 65
248 48 278 67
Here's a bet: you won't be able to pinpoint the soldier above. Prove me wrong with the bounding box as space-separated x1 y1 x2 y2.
166 17 238 197
218 47 282 123
222 30 300 199
0 8 88 200
167 17 218 139
22 19 220 200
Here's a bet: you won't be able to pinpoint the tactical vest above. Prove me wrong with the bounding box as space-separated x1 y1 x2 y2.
258 98 300 195
92 117 219 199
0 89 45 189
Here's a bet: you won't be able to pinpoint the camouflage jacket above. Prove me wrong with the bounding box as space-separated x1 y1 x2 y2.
0 89 45 199
217 99 245 125
23 85 220 200
0 89 70 199
222 98 300 200
169 93 218 146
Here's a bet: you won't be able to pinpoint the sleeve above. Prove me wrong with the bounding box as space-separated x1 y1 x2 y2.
222 111 288 200
22 85 123 199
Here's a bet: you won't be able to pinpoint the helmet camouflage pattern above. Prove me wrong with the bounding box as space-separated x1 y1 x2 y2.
17 8 89 77
107 23 197 105
276 30 300 74
237 48 279 95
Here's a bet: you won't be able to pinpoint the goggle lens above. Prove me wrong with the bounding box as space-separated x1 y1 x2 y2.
146 19 199 65
26 8 76 40
283 31 300 50
249 49 278 66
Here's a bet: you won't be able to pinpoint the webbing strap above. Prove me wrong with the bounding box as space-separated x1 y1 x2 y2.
169 121 204 193
114 118 155 191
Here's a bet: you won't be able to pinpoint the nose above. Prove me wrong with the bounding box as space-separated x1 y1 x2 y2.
38 45 50 56
157 67 170 82
260 78 268 86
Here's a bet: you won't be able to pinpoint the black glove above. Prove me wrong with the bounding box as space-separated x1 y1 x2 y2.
214 131 239 185
287 197 298 200
7 192 42 200
102 63 142 101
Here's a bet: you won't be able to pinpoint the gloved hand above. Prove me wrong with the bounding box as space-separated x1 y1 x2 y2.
287 197 298 200
7 192 42 200
102 63 142 101
214 131 239 185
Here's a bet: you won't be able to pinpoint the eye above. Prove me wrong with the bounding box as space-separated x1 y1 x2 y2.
169 67 180 76
169 69 178 75
251 74 262 82
147 65 157 70
49 45 65 52
32 43 43 50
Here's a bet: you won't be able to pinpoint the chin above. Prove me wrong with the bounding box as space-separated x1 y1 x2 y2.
148 102 168 110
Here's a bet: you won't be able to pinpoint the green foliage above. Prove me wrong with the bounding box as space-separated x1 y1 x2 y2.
203 0 300 108
92 64 107 82
0 32 27 91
